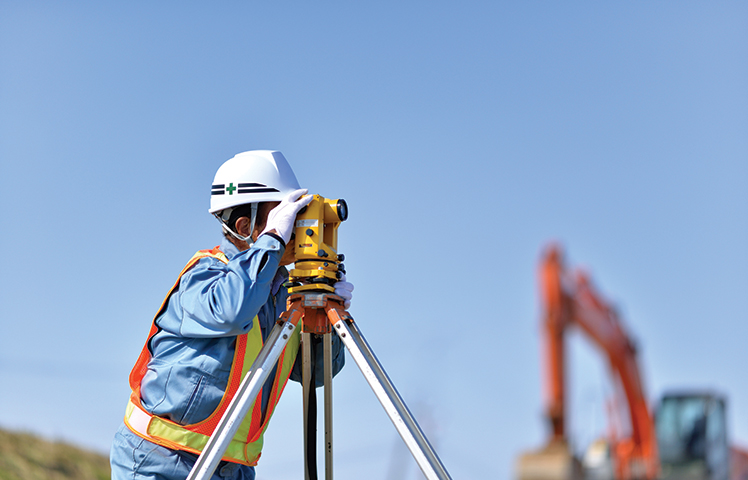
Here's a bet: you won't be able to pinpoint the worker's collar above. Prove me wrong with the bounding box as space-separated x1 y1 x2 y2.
220 236 241 260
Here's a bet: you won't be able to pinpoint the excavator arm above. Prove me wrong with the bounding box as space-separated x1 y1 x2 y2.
519 245 658 480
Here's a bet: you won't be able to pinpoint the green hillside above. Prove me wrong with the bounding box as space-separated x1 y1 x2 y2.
0 428 109 480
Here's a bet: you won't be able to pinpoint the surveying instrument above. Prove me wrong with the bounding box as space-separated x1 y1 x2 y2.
187 195 452 480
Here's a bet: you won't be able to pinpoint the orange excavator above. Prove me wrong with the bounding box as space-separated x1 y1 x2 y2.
516 244 748 480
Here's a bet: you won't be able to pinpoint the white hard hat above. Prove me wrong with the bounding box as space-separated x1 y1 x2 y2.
209 150 301 214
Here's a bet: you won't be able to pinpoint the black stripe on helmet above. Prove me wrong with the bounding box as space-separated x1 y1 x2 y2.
237 187 280 194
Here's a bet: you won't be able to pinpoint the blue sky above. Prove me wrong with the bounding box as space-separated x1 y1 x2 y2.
1 2 746 479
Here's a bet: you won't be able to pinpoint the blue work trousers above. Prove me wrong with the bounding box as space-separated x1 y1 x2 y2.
110 424 255 480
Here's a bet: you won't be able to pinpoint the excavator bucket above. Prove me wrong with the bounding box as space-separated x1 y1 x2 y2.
515 440 584 480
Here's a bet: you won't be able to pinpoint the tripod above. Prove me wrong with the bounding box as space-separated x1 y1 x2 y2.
186 289 452 480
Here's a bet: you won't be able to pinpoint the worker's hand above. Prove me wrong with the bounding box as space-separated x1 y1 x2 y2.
262 189 313 244
334 274 354 310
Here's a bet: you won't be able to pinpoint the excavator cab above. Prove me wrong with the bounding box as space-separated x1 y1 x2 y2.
655 392 730 480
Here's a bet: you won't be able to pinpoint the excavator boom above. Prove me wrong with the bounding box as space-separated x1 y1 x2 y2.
517 245 658 480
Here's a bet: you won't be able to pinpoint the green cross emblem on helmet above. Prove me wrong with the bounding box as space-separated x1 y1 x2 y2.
226 183 236 195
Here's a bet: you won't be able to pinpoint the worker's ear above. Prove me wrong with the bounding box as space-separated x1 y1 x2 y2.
234 217 251 238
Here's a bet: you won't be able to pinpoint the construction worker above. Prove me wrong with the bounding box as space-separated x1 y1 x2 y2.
110 150 351 480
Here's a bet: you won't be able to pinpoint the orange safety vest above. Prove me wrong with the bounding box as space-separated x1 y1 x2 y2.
123 247 300 466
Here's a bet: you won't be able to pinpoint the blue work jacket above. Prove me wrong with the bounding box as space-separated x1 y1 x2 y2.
111 234 344 480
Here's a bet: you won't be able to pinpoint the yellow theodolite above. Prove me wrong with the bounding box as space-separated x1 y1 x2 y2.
288 194 348 293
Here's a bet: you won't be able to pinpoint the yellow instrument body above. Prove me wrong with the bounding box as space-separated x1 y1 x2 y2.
289 194 347 294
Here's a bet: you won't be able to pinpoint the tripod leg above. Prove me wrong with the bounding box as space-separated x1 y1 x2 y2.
331 317 452 480
324 332 333 480
187 319 298 480
302 333 318 480
302 332 334 480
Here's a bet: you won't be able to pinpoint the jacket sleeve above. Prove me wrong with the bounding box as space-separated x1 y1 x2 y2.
176 235 285 337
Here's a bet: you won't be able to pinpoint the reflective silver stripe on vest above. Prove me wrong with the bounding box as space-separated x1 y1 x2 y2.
126 400 153 438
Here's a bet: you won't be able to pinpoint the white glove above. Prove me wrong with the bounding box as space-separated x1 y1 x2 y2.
262 189 313 244
334 273 354 310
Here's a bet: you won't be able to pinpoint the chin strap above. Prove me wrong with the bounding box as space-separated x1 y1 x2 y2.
214 203 258 247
